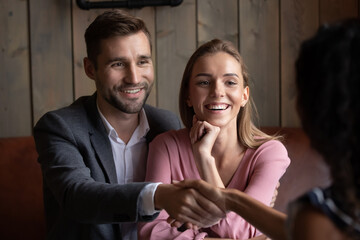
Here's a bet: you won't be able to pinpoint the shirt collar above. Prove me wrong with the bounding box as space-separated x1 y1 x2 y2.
96 103 150 144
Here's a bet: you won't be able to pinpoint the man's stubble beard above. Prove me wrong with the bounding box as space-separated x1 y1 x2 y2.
107 82 153 114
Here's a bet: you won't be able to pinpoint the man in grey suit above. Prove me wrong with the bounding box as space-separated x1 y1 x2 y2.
34 10 224 240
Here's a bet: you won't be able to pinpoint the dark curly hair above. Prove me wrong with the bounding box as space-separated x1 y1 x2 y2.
295 18 360 235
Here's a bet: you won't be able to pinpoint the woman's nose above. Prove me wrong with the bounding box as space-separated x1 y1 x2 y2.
210 81 225 97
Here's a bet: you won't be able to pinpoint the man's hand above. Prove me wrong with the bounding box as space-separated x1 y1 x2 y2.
154 183 226 228
174 179 227 211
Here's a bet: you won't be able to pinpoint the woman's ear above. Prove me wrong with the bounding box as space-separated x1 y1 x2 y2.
242 86 249 107
186 97 193 107
84 57 96 80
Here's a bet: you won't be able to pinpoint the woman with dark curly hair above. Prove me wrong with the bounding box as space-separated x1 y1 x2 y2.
174 18 360 240
289 17 360 240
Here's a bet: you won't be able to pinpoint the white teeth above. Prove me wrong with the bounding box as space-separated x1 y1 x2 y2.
122 89 141 94
207 104 228 110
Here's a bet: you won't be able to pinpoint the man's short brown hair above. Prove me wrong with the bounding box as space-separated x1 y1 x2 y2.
85 10 151 68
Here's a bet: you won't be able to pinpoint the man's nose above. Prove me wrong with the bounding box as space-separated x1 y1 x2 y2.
126 64 141 84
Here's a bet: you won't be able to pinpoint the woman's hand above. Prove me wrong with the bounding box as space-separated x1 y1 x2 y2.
190 116 224 187
190 116 220 157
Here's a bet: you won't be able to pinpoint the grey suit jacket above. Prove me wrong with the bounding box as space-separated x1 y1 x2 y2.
34 93 182 240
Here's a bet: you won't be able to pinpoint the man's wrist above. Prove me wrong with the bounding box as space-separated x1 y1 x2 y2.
154 183 173 210
154 183 164 210
139 182 162 216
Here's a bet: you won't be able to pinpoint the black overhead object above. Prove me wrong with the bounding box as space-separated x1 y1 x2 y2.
76 0 183 10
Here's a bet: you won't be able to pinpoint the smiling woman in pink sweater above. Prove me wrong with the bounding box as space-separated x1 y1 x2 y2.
138 39 290 240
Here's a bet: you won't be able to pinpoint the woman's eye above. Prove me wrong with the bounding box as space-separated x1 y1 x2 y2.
226 80 238 86
197 80 210 86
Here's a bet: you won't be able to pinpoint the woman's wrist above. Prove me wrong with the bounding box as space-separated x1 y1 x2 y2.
198 154 216 166
194 153 215 174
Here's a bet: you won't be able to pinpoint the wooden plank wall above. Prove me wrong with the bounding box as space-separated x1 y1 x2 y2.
1 0 359 137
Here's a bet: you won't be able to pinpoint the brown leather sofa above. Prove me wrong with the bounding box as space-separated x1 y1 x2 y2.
0 136 45 240
0 127 331 239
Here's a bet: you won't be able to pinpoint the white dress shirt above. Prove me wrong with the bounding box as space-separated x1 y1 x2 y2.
97 106 159 240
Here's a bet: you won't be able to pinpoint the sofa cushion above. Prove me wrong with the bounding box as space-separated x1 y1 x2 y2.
0 136 45 240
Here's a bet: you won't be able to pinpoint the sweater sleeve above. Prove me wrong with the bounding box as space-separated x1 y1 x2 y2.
207 140 291 239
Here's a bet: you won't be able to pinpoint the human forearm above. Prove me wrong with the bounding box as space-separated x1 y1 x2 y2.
223 188 287 240
196 154 225 188
190 119 224 187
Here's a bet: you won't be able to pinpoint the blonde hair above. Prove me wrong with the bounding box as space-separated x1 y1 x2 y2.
179 39 280 148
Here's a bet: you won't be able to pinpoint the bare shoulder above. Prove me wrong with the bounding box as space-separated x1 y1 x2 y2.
291 205 349 240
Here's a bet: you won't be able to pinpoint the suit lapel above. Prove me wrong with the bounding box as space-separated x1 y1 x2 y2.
86 93 118 184
144 105 156 143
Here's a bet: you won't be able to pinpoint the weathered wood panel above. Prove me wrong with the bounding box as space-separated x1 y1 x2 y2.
1 0 359 137
320 0 358 24
197 0 238 47
72 1 104 100
281 0 319 127
0 0 31 137
30 0 73 123
156 0 196 116
239 0 280 127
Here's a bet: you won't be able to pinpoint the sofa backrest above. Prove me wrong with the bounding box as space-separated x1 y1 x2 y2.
261 127 332 212
0 136 45 240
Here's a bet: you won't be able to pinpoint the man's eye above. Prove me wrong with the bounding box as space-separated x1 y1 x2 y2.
138 60 147 65
112 62 124 67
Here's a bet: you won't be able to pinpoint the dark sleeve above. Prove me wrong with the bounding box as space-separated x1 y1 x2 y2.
34 111 156 224
144 105 182 142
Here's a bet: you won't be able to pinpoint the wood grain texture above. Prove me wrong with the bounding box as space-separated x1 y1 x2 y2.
156 0 196 116
239 0 280 127
1 0 359 137
320 0 358 24
197 0 238 47
281 0 319 127
30 0 73 123
72 1 104 100
0 0 31 137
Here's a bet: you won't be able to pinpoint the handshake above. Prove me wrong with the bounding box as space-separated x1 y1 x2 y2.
152 179 282 239
155 179 234 230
